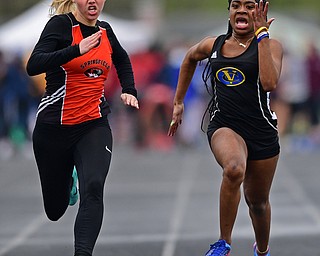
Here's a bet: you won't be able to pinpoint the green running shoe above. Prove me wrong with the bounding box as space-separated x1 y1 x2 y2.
69 167 78 206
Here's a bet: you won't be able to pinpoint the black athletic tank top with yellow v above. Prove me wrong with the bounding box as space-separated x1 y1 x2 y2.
27 13 136 125
208 33 278 140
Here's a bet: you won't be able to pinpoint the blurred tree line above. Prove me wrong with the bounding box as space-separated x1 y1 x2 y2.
0 0 319 25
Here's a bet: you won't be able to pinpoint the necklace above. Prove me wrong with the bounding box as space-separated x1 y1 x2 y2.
232 35 254 48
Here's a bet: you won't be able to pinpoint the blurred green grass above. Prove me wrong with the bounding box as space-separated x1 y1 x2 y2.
1 0 319 25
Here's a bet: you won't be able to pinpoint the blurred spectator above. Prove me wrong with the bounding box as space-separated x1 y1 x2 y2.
138 82 174 150
0 50 8 139
5 54 34 145
273 49 310 136
133 44 173 150
160 43 209 148
305 41 320 128
131 43 166 91
105 43 169 149
0 51 37 158
0 52 36 154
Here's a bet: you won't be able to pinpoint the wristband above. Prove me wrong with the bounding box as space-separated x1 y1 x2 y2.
257 31 270 43
257 31 269 39
255 26 268 37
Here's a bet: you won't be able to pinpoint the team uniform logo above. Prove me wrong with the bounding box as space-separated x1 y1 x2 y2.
216 67 245 86
84 68 104 78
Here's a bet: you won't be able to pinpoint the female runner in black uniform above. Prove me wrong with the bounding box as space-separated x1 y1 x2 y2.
168 0 283 255
26 0 139 255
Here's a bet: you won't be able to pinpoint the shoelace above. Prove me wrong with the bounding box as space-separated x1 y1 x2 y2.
206 241 230 256
71 187 77 195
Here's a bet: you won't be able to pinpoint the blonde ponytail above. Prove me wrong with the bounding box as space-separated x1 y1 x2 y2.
49 0 75 16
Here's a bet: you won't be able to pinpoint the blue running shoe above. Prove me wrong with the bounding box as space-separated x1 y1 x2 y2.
205 240 231 256
69 167 78 206
253 243 270 256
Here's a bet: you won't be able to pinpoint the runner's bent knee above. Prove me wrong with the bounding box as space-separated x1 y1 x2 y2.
222 160 246 185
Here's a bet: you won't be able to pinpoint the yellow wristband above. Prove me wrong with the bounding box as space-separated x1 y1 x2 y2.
255 26 268 37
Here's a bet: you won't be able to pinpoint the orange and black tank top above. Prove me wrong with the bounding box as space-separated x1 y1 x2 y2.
27 13 136 125
60 17 112 124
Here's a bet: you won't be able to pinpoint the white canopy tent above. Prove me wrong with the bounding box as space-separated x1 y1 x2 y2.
270 13 320 56
0 0 155 55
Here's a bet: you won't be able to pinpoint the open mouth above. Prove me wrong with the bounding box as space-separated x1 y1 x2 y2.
88 5 98 15
235 17 249 29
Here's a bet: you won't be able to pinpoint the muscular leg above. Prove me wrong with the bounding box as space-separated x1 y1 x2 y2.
210 127 248 245
244 155 279 253
73 123 113 256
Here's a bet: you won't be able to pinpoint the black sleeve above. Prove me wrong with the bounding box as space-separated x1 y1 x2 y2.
101 21 137 98
26 15 81 76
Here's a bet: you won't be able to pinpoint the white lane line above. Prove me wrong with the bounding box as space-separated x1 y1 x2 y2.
161 155 199 256
11 224 320 247
0 213 47 256
277 161 320 225
3 154 320 255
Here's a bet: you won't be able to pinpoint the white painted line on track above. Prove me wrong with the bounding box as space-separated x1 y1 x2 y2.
0 213 47 256
161 155 199 256
278 161 320 222
270 161 320 236
2 153 320 254
8 225 320 247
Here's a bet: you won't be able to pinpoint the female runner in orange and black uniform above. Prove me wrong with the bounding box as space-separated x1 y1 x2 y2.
26 0 139 255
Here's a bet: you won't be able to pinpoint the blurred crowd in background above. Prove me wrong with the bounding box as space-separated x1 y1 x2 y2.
272 40 320 152
0 36 320 158
0 35 320 160
0 41 210 159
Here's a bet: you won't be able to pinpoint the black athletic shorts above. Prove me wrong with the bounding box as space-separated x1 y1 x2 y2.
207 120 280 161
